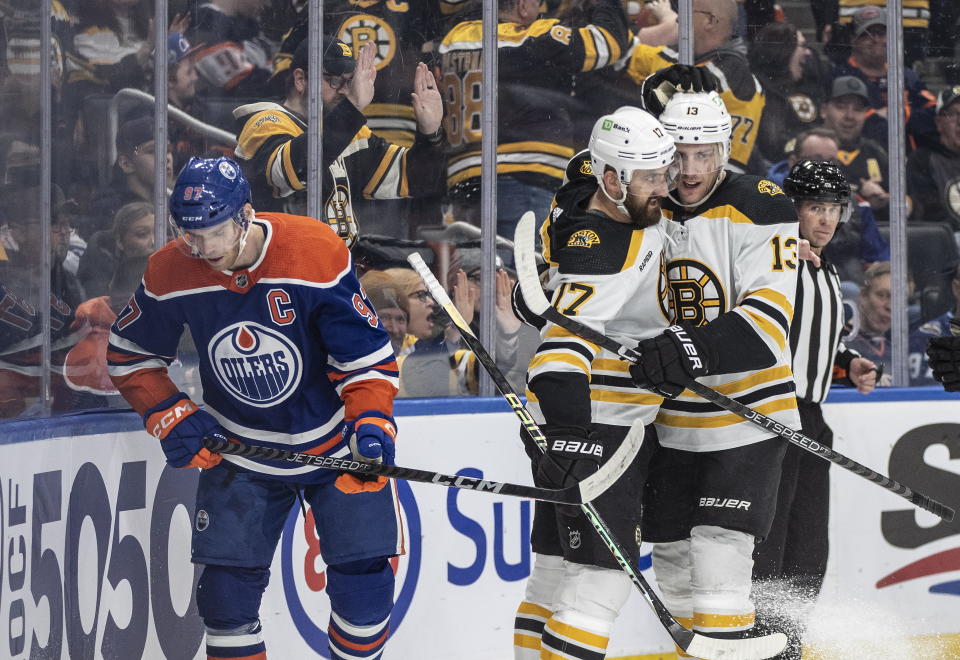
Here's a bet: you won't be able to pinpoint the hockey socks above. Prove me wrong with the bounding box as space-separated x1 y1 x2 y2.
515 554 565 658
205 621 266 660
328 611 389 660
325 558 394 660
514 601 554 658
540 611 611 660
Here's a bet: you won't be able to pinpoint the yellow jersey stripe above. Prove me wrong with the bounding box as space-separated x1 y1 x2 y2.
678 365 793 397
699 205 754 225
592 358 633 373
595 25 622 61
657 397 796 428
623 229 645 269
544 325 601 352
589 389 664 406
749 288 794 319
579 25 598 71
363 144 401 198
399 149 410 197
280 143 303 192
743 309 786 351
528 352 591 375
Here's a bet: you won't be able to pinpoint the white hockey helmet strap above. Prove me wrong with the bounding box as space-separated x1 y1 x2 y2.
588 107 677 211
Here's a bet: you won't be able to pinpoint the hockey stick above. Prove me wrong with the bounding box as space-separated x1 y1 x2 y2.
202 433 625 505
514 211 956 523
407 253 787 660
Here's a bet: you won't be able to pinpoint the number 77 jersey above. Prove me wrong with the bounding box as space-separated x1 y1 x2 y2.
656 172 801 451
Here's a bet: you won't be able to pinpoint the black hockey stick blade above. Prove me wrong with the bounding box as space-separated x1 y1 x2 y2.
514 211 956 523
512 212 788 659
202 430 640 505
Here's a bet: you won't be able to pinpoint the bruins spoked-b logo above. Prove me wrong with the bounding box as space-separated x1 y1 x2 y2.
208 322 303 407
663 259 726 326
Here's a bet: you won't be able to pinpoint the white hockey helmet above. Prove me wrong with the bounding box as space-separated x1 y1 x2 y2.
588 106 677 190
659 91 732 164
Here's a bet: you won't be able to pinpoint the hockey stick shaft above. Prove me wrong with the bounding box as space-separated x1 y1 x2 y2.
202 437 590 504
513 212 955 523
408 253 786 660
407 254 642 505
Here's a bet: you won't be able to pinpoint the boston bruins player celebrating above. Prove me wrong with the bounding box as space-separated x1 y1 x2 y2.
629 88 802 653
513 107 677 659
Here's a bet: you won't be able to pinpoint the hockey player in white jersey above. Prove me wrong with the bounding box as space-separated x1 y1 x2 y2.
629 86 801 652
513 108 678 659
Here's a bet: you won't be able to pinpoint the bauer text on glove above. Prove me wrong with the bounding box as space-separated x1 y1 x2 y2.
629 325 714 398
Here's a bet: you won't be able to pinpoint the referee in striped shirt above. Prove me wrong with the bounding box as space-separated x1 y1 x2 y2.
753 160 878 659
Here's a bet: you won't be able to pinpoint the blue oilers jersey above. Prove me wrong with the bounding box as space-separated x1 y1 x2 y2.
107 213 399 481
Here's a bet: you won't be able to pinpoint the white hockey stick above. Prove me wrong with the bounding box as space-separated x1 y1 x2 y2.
514 211 955 523
408 252 785 660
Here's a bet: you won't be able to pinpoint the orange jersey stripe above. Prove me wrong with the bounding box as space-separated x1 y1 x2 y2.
144 214 351 298
327 626 389 652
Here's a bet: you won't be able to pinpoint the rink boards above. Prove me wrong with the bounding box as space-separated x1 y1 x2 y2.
0 389 959 659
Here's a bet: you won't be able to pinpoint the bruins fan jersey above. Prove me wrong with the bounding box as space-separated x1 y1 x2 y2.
656 173 801 451
526 169 668 430
233 99 446 246
624 42 765 172
273 4 442 147
438 0 629 192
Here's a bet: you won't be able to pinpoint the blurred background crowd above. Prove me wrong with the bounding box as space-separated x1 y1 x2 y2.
1 0 959 418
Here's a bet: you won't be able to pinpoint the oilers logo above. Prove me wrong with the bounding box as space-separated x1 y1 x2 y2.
208 322 302 407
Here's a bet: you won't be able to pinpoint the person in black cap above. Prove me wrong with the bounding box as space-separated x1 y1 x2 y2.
907 86 960 230
821 75 890 220
233 37 445 247
83 115 172 240
831 5 939 150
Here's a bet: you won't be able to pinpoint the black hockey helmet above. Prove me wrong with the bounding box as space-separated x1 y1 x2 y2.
784 160 853 222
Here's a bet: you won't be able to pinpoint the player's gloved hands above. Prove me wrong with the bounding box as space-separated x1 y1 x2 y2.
536 425 602 489
536 425 602 517
927 336 960 392
641 64 719 116
144 393 223 469
630 325 713 398
335 411 397 494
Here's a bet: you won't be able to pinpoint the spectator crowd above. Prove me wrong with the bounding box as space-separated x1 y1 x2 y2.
1 0 959 417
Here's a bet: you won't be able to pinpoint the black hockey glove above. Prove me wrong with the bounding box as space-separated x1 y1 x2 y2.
535 425 603 517
630 325 713 398
926 336 960 392
536 425 603 489
640 64 720 116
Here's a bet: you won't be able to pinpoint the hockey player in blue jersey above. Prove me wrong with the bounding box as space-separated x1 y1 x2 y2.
108 156 401 660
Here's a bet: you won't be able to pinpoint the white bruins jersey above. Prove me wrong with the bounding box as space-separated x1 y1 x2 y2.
526 170 669 430
656 172 801 451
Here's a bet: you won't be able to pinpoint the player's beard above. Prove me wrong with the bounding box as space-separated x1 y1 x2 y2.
625 193 663 228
